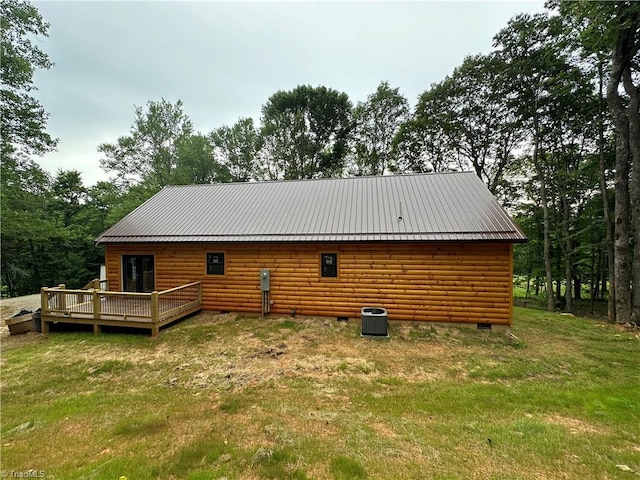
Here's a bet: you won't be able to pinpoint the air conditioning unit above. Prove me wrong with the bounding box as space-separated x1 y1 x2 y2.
361 307 388 337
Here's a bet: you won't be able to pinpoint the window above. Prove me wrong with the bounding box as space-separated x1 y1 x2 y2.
321 253 338 278
206 252 225 275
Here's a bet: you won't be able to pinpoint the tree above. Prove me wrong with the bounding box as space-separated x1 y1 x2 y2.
494 12 595 312
559 1 640 323
0 0 57 164
0 161 54 296
0 0 62 296
260 85 353 180
174 133 227 185
408 55 523 194
211 117 262 182
0 166 103 295
595 59 617 322
392 116 456 174
88 181 159 228
348 81 409 176
98 99 194 188
556 7 620 320
52 169 86 226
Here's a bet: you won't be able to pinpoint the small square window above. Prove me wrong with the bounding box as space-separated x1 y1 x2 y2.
206 252 225 275
321 253 337 278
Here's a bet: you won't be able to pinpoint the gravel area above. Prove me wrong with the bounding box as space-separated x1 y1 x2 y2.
1 294 42 318
1 295 43 334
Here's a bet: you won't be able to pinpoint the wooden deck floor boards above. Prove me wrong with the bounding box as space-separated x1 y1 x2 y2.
41 282 202 336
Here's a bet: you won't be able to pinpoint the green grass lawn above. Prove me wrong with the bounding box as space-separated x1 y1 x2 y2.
1 307 638 479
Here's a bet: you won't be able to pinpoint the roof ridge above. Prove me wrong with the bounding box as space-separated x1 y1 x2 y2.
162 171 475 189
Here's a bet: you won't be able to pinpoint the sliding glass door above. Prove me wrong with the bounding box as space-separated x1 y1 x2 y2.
122 255 155 293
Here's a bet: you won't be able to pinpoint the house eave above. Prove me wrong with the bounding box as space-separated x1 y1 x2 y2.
96 232 527 245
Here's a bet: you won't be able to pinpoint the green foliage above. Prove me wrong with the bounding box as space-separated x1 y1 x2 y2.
493 11 608 312
52 169 86 225
349 81 409 176
0 1 70 296
392 116 452 174
493 12 592 138
0 0 57 161
1 0 632 323
1 167 115 295
211 117 262 182
98 99 196 188
260 85 353 179
398 54 521 193
557 1 640 56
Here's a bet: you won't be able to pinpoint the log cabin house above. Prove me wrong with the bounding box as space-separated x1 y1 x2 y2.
96 172 526 328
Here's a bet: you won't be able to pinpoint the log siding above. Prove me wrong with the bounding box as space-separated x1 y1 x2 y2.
105 241 513 325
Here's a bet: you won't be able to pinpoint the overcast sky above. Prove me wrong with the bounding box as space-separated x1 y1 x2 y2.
32 1 546 187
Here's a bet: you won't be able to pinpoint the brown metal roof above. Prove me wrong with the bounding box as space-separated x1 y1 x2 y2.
96 172 527 244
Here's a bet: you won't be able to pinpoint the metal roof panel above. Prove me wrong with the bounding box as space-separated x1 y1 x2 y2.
96 172 527 244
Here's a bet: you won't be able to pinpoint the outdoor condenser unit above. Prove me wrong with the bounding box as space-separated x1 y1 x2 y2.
361 307 388 337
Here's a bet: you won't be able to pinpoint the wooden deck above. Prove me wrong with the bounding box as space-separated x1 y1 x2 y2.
40 282 202 336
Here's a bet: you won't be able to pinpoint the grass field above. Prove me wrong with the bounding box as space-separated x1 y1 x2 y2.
1 307 639 479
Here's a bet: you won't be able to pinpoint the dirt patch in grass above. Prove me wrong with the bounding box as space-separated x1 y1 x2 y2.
53 313 458 394
371 421 398 439
59 419 93 438
543 414 609 436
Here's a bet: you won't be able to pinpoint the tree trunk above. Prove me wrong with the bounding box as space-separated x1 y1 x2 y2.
28 239 42 293
561 172 573 312
622 67 640 324
606 32 633 324
594 245 603 302
598 61 616 322
590 235 596 314
610 108 632 324
534 136 555 311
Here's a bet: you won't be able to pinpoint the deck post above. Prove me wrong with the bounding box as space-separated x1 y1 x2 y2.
93 289 101 321
151 291 160 323
40 287 49 336
40 287 49 315
58 284 67 311
151 291 160 337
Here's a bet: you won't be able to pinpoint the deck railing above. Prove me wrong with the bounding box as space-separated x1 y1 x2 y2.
80 278 110 291
157 282 202 321
40 281 202 336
